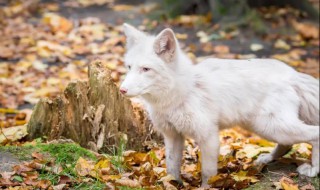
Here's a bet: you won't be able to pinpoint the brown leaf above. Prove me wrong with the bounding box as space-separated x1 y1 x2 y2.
0 171 18 186
53 184 67 190
301 184 315 190
13 164 33 174
292 21 319 39
213 45 230 54
112 4 134 11
115 178 141 188
75 157 95 176
58 175 72 185
42 13 73 33
31 152 44 161
37 179 51 189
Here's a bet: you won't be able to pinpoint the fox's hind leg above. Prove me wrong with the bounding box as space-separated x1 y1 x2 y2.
255 144 291 164
255 119 319 177
297 131 319 177
254 87 319 177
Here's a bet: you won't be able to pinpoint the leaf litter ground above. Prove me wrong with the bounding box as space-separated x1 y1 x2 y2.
0 0 319 189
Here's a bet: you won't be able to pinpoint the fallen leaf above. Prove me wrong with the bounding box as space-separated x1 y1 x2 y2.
0 125 28 144
301 184 315 190
292 21 319 39
115 178 141 188
75 157 95 176
280 177 299 190
112 4 134 11
42 13 73 33
213 45 230 54
274 39 291 50
250 43 264 51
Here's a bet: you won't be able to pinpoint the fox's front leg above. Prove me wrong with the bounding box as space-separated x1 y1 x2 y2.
162 128 184 181
199 132 220 187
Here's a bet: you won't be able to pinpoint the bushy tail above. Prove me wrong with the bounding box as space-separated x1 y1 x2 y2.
293 73 319 125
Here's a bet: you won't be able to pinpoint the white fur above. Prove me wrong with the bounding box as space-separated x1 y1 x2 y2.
120 24 320 186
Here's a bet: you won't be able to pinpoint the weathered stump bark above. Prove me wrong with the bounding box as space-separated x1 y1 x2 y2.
27 60 161 152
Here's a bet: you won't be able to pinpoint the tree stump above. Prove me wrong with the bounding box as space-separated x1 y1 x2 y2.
27 60 161 152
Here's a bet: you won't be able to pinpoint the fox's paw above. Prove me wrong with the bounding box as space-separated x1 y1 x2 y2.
297 163 319 177
200 182 211 189
255 153 274 165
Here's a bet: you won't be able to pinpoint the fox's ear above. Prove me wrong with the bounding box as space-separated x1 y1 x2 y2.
153 28 177 63
123 23 145 49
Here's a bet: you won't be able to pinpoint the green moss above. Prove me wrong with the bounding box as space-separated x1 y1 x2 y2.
35 143 96 164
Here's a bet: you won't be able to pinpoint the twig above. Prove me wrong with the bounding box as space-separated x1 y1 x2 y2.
0 125 9 142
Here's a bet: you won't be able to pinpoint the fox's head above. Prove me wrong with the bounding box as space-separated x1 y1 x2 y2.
120 24 191 101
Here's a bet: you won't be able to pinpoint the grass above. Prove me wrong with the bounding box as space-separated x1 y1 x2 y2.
117 187 144 190
0 140 133 189
73 179 107 190
35 143 98 186
106 138 127 173
310 177 320 189
0 142 100 187
244 165 320 190
35 143 96 165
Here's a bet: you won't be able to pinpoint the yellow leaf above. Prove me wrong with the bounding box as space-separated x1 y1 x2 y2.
0 108 19 114
231 171 259 183
207 174 226 185
248 138 275 147
280 177 299 190
94 158 111 170
87 158 112 178
236 144 273 159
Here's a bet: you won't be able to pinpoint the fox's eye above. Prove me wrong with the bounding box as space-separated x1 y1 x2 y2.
128 65 131 70
142 67 151 72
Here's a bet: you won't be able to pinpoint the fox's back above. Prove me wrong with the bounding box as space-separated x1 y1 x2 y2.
193 58 301 127
197 58 295 80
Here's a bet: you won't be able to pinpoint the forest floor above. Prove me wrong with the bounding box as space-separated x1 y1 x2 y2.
0 0 319 189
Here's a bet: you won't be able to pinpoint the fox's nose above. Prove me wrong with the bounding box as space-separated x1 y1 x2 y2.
119 88 127 94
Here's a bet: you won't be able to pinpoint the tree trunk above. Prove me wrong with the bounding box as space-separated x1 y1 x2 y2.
27 60 161 152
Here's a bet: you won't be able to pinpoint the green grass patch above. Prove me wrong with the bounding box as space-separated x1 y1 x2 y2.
0 142 98 186
106 139 127 173
34 143 97 185
0 141 136 188
73 180 106 190
35 143 96 164
117 187 144 190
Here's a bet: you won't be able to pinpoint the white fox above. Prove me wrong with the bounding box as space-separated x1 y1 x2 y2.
119 23 319 186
